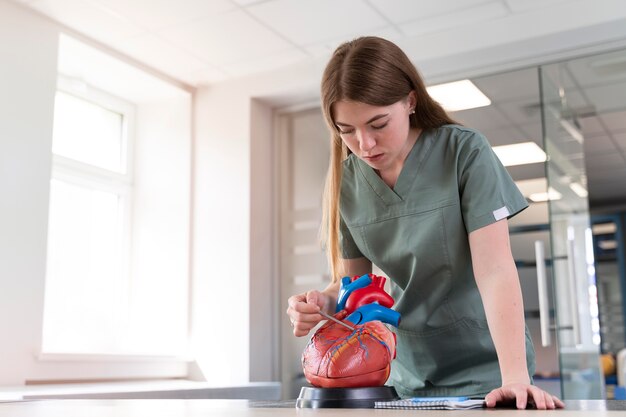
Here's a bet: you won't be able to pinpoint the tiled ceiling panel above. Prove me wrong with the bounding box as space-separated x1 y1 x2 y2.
583 82 626 114
368 0 493 24
221 48 308 78
231 0 266 5
56 35 189 103
93 0 236 31
504 0 573 13
599 110 626 131
473 68 540 102
505 163 546 182
585 153 626 172
480 125 539 147
111 34 216 83
566 49 626 87
579 116 607 136
517 122 543 143
246 0 387 46
29 0 143 43
451 105 513 131
399 1 508 38
496 98 543 127
584 134 623 155
158 9 295 65
615 132 626 150
303 26 404 59
589 167 626 182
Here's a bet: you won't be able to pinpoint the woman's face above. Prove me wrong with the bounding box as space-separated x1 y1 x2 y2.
332 95 418 175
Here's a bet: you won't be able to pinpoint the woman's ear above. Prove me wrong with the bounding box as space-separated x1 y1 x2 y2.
407 90 417 112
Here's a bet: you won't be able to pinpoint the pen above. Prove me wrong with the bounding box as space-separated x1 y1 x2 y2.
318 310 356 331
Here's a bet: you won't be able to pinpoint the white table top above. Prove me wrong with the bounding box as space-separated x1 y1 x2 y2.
0 399 624 416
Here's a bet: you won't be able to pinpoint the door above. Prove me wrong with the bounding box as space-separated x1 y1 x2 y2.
276 107 331 399
539 64 605 398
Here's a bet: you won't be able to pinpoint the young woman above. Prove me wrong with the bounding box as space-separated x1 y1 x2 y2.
286 36 564 410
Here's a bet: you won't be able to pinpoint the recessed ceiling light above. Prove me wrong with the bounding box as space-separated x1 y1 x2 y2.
598 240 617 250
514 178 547 199
592 223 617 234
426 80 491 112
569 182 588 198
491 141 547 167
529 187 562 203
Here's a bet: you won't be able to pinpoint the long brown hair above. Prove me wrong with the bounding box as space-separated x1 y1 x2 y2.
320 36 457 282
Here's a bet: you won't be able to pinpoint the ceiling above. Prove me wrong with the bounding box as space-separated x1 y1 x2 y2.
10 0 587 87
9 0 626 209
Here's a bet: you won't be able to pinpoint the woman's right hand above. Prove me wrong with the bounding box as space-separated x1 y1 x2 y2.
286 290 331 337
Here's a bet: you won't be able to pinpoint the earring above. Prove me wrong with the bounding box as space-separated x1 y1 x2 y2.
410 108 415 114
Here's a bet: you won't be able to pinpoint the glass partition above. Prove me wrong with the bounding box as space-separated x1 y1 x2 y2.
539 64 604 399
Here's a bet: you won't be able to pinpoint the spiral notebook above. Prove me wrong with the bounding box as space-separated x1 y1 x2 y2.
374 396 485 410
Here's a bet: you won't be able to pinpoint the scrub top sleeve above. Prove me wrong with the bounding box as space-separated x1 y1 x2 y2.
457 131 529 234
339 215 364 259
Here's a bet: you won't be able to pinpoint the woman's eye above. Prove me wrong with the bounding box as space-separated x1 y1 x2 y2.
338 129 354 135
371 122 388 130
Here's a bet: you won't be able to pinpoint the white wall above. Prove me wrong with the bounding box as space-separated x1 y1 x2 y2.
0 0 58 385
191 87 249 385
130 97 192 355
192 62 322 385
249 99 277 382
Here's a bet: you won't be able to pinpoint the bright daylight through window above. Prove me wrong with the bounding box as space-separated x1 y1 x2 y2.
32 34 192 383
43 86 134 355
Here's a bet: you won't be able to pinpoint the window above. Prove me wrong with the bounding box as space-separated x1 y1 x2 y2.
43 79 135 355
9 34 194 386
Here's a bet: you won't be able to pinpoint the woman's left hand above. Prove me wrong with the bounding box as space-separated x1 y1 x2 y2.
485 383 565 409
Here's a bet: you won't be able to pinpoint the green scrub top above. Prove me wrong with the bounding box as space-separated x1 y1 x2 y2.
339 124 536 398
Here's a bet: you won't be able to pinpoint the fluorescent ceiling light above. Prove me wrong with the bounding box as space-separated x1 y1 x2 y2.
529 187 562 203
592 223 616 235
515 178 547 199
426 80 491 112
569 182 588 198
598 240 617 250
492 142 547 167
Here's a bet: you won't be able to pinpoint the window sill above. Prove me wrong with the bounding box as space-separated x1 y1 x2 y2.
37 352 192 363
0 380 281 401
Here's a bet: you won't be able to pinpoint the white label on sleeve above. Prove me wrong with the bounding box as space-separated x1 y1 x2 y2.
493 206 510 221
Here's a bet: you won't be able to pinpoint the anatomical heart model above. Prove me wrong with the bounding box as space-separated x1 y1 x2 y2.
302 274 401 388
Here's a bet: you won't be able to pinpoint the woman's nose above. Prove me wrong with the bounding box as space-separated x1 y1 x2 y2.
357 130 376 152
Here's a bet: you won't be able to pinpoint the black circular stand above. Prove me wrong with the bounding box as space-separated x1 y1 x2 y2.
296 386 399 408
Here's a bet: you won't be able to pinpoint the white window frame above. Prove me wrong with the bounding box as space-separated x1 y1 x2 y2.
43 76 135 357
38 78 189 379
53 75 135 178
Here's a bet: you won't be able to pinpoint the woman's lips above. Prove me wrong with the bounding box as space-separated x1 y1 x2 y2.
363 153 383 162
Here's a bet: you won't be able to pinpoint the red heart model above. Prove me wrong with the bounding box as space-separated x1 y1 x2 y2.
302 310 396 388
344 274 394 314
